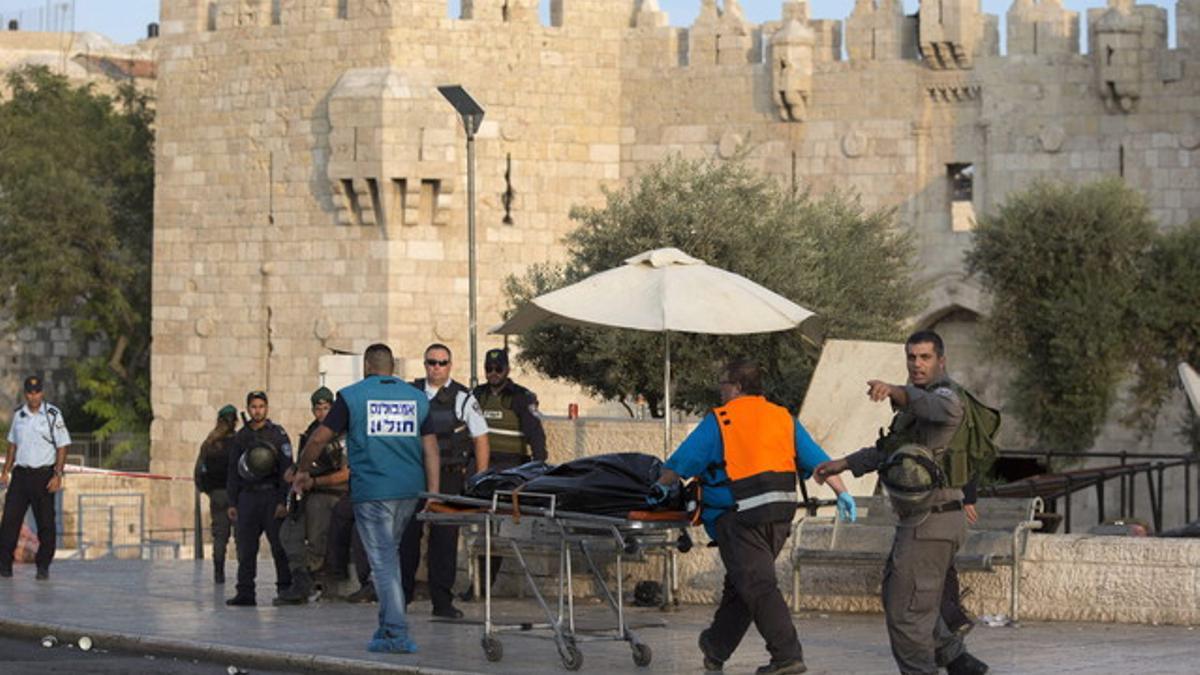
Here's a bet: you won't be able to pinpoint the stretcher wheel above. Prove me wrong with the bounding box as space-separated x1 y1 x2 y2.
676 532 693 553
482 636 503 662
560 642 583 670
632 642 652 667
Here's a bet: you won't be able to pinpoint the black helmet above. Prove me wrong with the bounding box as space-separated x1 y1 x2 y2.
879 444 944 508
238 444 278 481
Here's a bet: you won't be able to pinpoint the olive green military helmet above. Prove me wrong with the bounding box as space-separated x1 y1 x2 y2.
238 444 278 481
879 443 944 508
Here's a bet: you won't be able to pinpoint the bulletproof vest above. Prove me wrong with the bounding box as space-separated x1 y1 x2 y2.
415 378 473 464
477 385 526 457
713 396 798 524
875 378 989 489
199 434 232 492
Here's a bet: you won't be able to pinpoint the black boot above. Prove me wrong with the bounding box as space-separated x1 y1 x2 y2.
755 659 807 675
698 629 724 672
947 652 989 675
346 582 377 604
273 569 313 605
213 557 225 584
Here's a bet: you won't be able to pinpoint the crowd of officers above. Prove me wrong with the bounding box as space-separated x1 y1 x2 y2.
193 345 545 613
192 332 990 675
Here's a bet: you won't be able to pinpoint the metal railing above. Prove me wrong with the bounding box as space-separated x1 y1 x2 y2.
981 450 1200 535
70 432 150 471
1 1 75 33
75 492 182 559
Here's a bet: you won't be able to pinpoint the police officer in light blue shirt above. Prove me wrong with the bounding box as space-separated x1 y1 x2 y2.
0 375 72 579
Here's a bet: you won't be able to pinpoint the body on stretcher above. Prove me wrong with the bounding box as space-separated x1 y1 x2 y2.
418 491 696 671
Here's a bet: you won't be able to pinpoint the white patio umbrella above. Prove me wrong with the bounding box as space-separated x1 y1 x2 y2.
492 247 822 455
1181 362 1200 417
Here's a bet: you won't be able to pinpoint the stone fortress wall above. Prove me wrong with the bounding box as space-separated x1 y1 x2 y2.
142 0 1200 531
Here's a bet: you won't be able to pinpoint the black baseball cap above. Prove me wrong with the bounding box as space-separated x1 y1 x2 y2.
246 390 268 405
23 376 43 393
484 349 509 369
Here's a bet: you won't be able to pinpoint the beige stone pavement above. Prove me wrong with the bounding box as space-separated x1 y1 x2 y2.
0 559 1197 674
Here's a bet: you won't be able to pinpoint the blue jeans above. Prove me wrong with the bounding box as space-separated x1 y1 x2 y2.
353 498 419 638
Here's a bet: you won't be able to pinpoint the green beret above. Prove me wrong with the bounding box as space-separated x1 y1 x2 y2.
217 404 237 419
310 386 334 406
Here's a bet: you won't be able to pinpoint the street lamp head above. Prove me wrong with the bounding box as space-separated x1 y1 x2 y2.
438 84 485 136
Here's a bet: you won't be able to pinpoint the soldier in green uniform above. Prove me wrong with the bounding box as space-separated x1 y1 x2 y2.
276 386 348 604
815 331 989 675
194 404 239 584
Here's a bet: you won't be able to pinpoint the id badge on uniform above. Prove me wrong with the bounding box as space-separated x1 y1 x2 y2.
367 400 418 436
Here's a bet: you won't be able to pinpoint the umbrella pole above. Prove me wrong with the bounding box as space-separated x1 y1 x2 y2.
664 331 671 458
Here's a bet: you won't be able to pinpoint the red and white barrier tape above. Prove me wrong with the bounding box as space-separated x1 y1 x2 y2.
1 461 191 482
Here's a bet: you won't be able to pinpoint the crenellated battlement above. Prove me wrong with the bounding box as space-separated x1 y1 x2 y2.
623 1 1192 73
1007 0 1080 55
145 1 1175 95
160 0 1196 67
159 0 638 35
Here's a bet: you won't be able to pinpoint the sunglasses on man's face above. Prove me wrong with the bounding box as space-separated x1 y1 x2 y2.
485 366 506 374
425 359 450 367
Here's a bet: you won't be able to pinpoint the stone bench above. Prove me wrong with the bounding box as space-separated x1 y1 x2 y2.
790 495 1043 621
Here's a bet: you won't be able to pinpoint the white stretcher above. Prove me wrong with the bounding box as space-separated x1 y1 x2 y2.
417 491 695 671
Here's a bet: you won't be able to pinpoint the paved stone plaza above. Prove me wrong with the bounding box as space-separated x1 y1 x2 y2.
0 559 1196 674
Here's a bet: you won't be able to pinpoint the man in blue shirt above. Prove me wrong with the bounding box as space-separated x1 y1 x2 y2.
293 344 439 654
650 360 855 675
0 375 71 580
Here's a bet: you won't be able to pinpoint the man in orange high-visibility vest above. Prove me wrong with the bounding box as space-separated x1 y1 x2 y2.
650 360 856 675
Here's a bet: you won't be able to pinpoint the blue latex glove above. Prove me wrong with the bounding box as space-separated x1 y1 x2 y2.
836 492 857 523
646 482 670 507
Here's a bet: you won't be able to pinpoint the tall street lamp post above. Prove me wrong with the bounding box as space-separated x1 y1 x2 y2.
438 85 486 387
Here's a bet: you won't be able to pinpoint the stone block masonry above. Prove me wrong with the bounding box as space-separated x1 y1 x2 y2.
149 1 1200 531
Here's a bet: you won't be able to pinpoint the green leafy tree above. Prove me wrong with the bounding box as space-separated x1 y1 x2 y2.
505 157 918 415
966 179 1156 455
1125 222 1200 435
0 66 154 459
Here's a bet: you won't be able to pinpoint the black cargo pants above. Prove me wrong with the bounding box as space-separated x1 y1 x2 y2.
234 488 291 599
705 514 803 665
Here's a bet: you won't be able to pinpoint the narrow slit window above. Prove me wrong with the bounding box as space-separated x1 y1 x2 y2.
337 0 349 20
206 2 218 31
948 164 974 202
947 163 976 232
271 0 282 25
502 154 515 225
